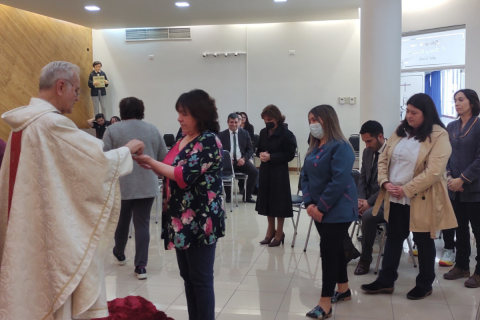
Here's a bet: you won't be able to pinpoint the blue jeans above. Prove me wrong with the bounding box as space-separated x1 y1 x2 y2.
176 243 217 320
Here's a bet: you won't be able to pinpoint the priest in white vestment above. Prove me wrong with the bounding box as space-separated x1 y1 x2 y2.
0 61 144 320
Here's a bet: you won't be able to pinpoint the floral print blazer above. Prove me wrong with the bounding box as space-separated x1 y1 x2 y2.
162 131 225 250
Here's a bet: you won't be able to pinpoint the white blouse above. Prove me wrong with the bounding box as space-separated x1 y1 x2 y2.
388 135 421 205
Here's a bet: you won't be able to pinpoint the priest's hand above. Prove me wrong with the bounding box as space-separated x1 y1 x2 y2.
125 139 145 155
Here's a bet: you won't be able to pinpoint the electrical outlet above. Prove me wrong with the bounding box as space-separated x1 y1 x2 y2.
349 97 356 105
339 97 345 105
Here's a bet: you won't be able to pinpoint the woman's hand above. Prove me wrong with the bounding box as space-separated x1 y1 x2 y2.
259 151 270 162
307 204 324 223
448 178 465 192
133 154 152 165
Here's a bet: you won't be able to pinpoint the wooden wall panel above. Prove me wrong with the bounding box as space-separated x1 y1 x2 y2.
0 4 93 141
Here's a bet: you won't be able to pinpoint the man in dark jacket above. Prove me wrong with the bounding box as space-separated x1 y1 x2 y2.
353 120 386 275
88 61 109 115
218 113 258 203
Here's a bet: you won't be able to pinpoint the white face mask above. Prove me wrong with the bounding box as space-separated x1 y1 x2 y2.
309 123 324 139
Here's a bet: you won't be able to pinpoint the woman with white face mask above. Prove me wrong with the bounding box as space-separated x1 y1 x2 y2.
301 104 358 319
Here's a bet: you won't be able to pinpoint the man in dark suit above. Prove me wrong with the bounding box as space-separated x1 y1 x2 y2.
218 113 258 203
353 120 386 275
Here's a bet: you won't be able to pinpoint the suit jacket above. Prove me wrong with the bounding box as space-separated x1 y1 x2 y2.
358 147 381 207
218 128 253 160
88 70 109 96
373 125 457 238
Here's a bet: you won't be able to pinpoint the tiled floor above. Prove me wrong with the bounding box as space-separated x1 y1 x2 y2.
104 174 480 320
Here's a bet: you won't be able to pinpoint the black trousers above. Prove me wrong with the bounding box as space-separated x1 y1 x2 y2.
451 197 480 274
225 160 258 198
442 228 456 250
114 198 155 267
377 203 436 291
315 221 351 297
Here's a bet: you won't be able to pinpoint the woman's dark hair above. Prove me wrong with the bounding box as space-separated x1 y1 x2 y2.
175 89 220 134
239 112 252 127
261 104 285 125
110 116 121 123
455 89 480 118
119 97 145 120
395 93 445 142
93 61 102 67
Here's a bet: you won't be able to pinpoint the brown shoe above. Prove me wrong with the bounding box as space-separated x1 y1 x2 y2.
443 267 470 280
354 260 371 275
260 231 276 245
465 274 480 288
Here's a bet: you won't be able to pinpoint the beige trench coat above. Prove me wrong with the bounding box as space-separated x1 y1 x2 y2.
373 124 457 238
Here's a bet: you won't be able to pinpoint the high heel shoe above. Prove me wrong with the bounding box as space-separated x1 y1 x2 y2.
268 233 285 247
260 230 276 245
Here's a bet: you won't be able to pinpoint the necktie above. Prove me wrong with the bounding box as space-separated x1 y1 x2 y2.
371 152 379 173
233 132 237 161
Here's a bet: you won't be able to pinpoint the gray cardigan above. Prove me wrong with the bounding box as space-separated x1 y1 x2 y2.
103 119 168 200
447 116 480 202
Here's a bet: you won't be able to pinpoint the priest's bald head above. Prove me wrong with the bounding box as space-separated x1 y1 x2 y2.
38 61 81 115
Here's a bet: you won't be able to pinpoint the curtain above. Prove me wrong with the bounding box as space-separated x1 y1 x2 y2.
424 71 442 116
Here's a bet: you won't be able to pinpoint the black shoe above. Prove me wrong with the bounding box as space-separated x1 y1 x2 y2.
406 286 432 300
134 266 148 280
331 289 351 303
226 197 231 203
361 280 394 294
345 248 361 264
306 305 332 319
113 247 126 266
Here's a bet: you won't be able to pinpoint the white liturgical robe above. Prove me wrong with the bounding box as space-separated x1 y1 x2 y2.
0 98 133 320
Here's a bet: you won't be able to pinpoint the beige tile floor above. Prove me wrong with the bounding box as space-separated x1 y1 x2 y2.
104 174 480 320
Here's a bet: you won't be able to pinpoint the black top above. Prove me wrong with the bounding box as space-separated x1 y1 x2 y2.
88 70 109 96
92 121 111 139
242 123 254 142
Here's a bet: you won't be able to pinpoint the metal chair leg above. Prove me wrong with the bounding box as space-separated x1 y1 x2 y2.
374 230 387 274
304 217 314 252
291 205 302 248
406 236 418 268
230 179 234 212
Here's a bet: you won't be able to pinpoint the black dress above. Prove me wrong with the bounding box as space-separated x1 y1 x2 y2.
255 125 297 218
243 123 254 142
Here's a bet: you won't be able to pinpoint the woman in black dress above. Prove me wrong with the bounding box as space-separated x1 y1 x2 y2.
256 105 297 247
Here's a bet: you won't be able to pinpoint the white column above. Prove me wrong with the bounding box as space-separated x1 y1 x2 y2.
360 0 402 138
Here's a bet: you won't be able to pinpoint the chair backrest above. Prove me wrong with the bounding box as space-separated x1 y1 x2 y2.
222 150 234 174
253 134 260 149
349 134 360 152
163 134 176 148
351 169 360 186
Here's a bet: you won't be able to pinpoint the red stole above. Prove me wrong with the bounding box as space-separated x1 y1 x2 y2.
7 131 22 222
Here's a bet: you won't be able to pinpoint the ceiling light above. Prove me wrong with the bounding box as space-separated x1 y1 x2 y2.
85 6 100 11
274 0 287 2
175 2 190 7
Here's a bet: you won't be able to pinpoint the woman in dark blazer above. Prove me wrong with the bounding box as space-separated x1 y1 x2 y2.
443 89 480 288
301 105 358 319
256 104 297 247
134 89 224 320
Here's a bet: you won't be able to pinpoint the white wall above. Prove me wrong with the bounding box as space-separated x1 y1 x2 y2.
92 20 361 165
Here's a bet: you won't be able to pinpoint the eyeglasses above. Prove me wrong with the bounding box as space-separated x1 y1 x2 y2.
63 79 82 97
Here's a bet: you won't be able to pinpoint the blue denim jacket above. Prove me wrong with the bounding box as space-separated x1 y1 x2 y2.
301 139 358 223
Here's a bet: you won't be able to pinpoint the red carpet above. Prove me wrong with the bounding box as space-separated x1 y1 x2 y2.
93 296 174 320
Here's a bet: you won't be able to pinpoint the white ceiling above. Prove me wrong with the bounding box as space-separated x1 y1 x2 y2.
0 0 361 29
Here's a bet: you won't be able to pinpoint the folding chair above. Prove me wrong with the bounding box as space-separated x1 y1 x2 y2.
221 150 234 212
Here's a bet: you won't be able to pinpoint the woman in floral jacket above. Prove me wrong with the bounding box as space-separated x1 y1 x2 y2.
134 89 224 320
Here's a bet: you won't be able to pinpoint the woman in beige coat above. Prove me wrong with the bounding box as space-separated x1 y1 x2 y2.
361 93 457 300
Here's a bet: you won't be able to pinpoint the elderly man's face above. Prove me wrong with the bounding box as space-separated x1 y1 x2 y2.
58 75 80 114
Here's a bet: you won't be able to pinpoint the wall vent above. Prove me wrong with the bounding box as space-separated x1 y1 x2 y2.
125 27 191 41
